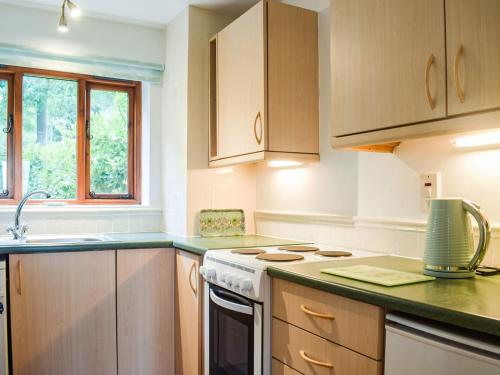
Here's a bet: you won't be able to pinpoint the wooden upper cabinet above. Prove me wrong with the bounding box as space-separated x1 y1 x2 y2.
210 0 319 167
217 0 266 159
331 0 446 136
446 0 500 115
117 249 175 375
175 250 204 375
9 251 117 375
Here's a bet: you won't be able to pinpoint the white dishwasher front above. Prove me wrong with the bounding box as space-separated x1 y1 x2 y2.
0 260 8 375
385 313 500 375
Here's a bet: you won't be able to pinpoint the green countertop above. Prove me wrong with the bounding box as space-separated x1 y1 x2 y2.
268 255 500 337
0 232 308 256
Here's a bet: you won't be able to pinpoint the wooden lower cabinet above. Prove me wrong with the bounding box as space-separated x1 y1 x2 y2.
273 318 383 375
9 248 176 375
272 358 302 375
175 249 204 375
117 248 175 375
9 251 117 375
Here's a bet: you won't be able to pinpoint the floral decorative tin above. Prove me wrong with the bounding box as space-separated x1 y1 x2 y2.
199 209 245 237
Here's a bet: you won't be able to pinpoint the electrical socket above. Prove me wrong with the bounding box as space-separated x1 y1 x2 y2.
420 173 441 213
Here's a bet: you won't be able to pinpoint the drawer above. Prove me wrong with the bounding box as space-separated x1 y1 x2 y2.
272 278 384 360
272 358 302 375
272 318 383 375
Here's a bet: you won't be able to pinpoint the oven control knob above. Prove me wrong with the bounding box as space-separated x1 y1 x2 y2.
200 266 216 279
232 277 242 289
226 275 234 287
220 272 229 283
240 279 253 292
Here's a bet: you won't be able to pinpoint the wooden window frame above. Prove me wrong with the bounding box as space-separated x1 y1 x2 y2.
0 65 142 205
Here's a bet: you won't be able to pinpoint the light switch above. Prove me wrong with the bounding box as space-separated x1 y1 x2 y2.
420 173 441 213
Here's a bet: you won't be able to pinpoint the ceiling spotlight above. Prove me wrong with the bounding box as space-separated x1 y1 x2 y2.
58 6 68 32
66 0 81 18
58 0 81 32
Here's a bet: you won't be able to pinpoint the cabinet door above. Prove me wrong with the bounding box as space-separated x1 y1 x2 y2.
217 0 265 158
9 251 117 375
331 0 446 136
446 0 500 115
117 249 174 375
175 249 203 375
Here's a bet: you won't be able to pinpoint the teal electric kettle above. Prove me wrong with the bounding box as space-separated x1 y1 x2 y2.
424 198 491 278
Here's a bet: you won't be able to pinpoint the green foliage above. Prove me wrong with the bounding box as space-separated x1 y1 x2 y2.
22 76 78 199
90 90 129 194
20 76 129 199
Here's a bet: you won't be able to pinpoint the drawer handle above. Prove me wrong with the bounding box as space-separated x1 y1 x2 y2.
300 304 335 320
299 350 334 368
425 54 436 110
454 44 465 103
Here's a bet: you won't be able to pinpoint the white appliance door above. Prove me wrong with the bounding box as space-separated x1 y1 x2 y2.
385 317 500 375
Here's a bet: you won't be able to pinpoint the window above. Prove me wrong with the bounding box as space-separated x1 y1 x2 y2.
0 66 141 204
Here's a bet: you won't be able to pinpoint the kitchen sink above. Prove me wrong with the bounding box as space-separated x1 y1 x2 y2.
25 237 108 244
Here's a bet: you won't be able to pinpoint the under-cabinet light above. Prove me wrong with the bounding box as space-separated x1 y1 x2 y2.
267 160 303 168
215 167 234 175
452 131 500 148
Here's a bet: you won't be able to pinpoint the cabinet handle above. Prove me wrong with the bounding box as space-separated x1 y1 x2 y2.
253 111 262 145
299 350 334 368
425 54 436 110
16 260 22 295
188 262 197 296
454 44 465 103
300 304 335 320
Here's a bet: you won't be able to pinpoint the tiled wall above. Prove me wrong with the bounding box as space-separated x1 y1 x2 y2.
0 207 163 237
255 211 500 267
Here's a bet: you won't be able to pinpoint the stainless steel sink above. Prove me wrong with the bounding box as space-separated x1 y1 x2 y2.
24 236 110 244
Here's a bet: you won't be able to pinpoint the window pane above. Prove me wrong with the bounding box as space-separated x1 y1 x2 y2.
22 76 77 199
90 89 129 195
0 80 7 193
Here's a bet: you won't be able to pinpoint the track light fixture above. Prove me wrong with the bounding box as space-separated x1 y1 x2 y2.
58 0 81 32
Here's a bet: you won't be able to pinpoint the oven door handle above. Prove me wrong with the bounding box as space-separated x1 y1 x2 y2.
210 289 253 316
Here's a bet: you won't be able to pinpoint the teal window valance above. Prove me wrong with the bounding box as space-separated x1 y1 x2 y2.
0 43 164 83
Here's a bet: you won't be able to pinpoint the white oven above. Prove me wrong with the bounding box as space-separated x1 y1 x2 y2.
204 283 263 374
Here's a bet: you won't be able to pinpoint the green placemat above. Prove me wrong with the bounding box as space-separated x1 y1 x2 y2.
320 265 435 287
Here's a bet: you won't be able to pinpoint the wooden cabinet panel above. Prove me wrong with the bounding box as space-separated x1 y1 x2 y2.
217 0 265 158
117 248 174 375
446 0 500 115
9 251 117 375
331 0 446 136
175 249 204 375
273 278 385 360
267 1 319 154
272 318 383 375
272 358 302 375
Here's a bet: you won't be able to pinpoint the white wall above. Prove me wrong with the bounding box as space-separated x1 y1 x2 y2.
162 9 190 236
0 2 164 64
162 6 257 236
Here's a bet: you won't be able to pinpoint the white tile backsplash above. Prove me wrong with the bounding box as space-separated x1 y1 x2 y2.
0 206 163 236
255 211 500 267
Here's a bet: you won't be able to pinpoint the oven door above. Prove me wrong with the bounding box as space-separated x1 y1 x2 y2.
207 284 262 375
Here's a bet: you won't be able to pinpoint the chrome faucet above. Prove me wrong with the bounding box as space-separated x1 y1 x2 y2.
7 190 51 240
